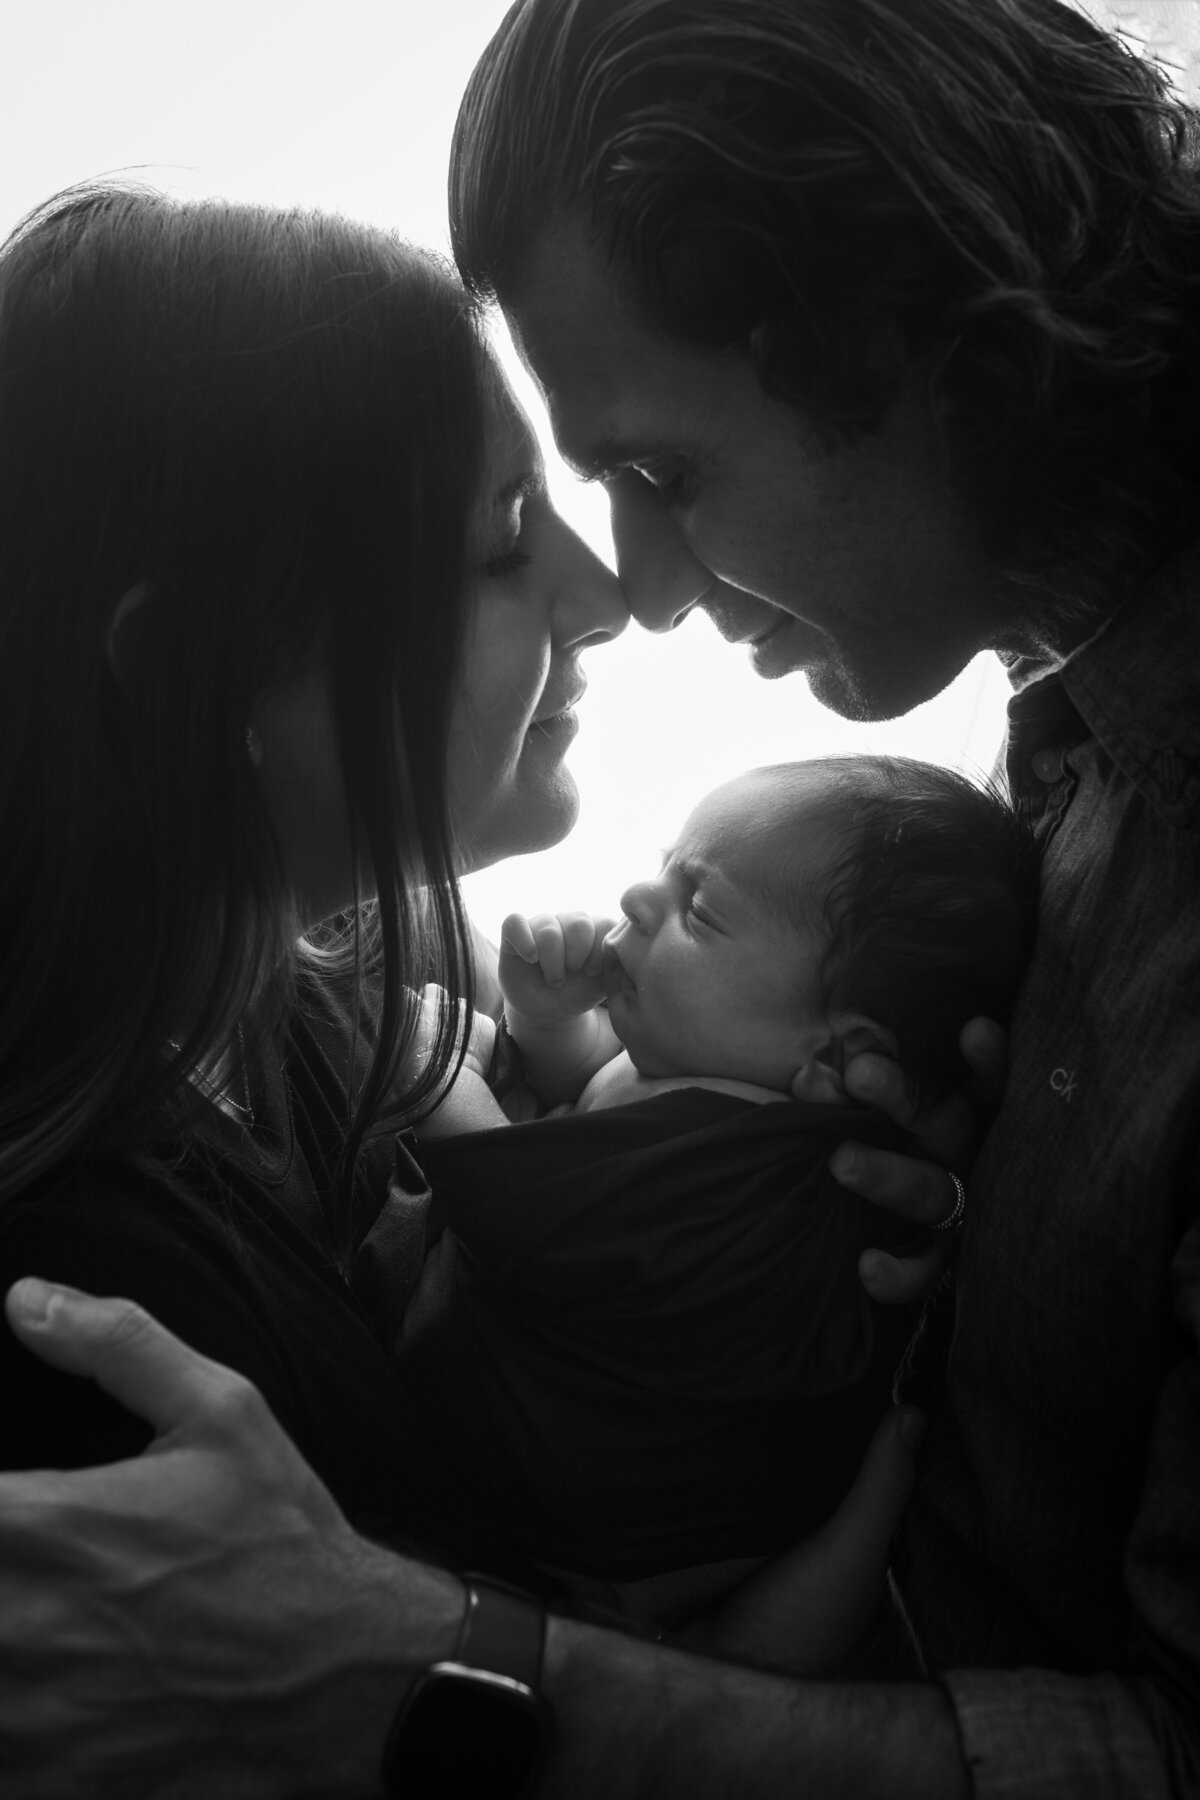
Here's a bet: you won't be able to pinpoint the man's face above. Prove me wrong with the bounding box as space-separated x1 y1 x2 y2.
504 217 1010 722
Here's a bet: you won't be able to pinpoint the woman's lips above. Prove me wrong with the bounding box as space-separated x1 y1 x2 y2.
530 678 587 729
526 707 579 745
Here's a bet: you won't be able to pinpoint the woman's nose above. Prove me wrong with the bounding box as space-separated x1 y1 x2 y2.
620 880 660 933
551 515 630 650
606 470 713 632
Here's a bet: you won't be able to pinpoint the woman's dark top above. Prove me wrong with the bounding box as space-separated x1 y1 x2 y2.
401 1092 918 1581
0 975 520 1574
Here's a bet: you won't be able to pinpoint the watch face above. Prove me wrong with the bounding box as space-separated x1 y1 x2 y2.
383 1665 549 1797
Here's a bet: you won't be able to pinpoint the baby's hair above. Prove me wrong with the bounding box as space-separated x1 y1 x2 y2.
746 757 1039 1104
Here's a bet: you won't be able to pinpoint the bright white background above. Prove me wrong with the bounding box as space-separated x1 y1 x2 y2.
2 1 1194 929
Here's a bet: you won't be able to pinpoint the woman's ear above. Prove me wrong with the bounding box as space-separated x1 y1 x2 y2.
790 1015 900 1105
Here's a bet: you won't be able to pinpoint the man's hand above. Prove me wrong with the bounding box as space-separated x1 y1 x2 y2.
498 910 617 1028
823 1017 1007 1303
0 1279 462 1799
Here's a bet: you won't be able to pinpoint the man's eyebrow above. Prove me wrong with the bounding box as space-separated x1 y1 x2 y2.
560 439 671 483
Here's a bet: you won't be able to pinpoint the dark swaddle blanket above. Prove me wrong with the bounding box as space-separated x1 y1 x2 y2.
400 1091 917 1580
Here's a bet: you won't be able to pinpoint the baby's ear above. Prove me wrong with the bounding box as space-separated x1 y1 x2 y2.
790 1015 899 1105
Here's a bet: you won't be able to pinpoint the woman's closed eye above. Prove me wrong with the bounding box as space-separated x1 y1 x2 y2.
481 545 532 580
478 480 545 581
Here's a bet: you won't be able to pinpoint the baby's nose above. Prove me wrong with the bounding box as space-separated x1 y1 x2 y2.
619 881 656 931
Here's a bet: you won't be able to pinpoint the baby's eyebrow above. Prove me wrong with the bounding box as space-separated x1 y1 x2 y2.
669 852 716 889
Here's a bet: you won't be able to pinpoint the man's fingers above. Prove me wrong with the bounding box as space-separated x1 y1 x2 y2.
859 1241 952 1304
830 1141 966 1228
843 1051 977 1167
4 1281 246 1438
841 1051 920 1128
959 1016 1008 1108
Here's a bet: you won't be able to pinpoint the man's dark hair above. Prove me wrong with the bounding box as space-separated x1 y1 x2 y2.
452 0 1200 616
747 757 1039 1104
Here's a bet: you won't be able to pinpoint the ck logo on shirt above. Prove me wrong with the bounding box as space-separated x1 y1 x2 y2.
1050 1067 1079 1103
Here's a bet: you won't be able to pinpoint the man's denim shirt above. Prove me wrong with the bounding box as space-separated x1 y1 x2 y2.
896 545 1200 1796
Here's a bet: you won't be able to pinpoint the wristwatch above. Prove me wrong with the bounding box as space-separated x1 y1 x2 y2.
380 1574 553 1797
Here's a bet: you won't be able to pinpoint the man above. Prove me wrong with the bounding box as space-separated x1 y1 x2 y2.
2 1 1198 1794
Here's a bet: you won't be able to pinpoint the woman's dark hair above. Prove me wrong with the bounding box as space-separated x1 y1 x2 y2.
748 757 1039 1105
0 183 486 1257
452 0 1200 615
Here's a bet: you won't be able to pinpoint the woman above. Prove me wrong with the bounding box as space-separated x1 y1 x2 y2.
0 181 626 1567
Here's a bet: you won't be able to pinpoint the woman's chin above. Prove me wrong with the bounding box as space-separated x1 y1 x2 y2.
454 775 580 875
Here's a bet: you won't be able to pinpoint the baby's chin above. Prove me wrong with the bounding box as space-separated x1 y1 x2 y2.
619 1038 688 1081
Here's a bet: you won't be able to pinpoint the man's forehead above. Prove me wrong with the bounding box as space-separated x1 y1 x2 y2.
502 217 693 462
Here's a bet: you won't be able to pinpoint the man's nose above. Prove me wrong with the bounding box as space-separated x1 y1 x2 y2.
606 471 712 632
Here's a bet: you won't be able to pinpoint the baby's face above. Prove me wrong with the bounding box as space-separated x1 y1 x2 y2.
603 774 835 1090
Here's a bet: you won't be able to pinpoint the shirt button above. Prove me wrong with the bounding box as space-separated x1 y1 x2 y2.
1032 749 1064 783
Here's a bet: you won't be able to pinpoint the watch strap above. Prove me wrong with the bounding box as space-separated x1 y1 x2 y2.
380 1574 550 1797
455 1574 545 1688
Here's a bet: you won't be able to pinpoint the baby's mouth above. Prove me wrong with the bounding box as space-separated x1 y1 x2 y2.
602 936 636 1002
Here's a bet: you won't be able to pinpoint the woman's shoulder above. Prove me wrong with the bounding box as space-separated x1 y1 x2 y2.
0 1148 238 1272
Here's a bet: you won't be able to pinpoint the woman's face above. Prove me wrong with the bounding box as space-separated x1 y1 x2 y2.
447 373 628 874
253 370 627 923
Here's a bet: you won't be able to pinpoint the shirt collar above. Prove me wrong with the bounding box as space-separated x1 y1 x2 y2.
1007 541 1200 827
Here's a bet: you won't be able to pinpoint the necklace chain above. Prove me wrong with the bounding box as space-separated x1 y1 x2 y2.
167 1023 255 1129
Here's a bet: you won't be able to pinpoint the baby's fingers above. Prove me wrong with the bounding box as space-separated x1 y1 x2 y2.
516 913 568 985
500 913 540 965
558 911 604 979
562 913 620 979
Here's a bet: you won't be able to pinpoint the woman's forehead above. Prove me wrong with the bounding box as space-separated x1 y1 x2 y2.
483 367 544 496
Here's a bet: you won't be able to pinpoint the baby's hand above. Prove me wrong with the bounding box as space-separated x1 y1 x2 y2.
499 911 617 1027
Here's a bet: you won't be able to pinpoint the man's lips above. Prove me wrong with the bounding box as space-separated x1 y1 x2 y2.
732 612 791 651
